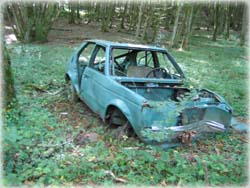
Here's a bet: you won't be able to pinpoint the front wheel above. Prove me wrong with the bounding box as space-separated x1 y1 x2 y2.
67 81 79 103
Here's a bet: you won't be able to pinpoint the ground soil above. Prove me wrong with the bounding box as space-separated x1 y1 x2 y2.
47 18 138 45
5 18 138 45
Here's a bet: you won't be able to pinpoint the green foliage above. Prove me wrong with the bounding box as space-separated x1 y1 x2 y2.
141 89 199 142
7 3 59 43
3 34 248 186
169 35 248 116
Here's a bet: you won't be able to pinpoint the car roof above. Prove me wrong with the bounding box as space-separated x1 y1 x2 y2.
85 39 167 51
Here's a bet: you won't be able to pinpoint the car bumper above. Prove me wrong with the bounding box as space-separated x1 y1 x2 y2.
142 119 231 148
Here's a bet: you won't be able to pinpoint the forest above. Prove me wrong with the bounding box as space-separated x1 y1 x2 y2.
2 0 249 186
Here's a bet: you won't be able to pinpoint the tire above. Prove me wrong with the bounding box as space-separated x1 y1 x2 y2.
106 108 135 139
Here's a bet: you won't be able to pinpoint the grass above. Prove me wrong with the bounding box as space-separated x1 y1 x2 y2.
3 34 248 186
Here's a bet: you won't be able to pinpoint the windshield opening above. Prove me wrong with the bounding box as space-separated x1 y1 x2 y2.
110 47 182 79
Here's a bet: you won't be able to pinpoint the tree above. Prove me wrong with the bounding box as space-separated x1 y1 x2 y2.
224 3 231 39
240 4 247 46
128 3 138 31
217 6 226 35
135 2 143 37
119 1 128 31
100 3 109 32
108 3 116 29
151 6 162 43
212 2 219 41
181 5 194 49
6 2 60 43
142 6 151 41
76 1 81 19
2 44 15 108
68 2 76 24
170 4 182 47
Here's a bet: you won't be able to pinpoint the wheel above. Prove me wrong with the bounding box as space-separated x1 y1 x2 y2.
67 81 79 103
106 108 135 139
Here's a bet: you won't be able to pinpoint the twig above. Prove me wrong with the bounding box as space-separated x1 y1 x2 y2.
202 160 209 185
123 147 140 150
26 83 47 93
26 83 64 95
238 136 248 143
103 170 127 183
46 88 64 95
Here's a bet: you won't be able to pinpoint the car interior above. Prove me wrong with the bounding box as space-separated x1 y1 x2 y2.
111 48 177 79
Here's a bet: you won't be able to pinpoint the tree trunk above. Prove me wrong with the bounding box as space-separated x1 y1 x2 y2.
163 4 173 30
240 4 247 46
108 3 116 29
181 5 194 50
170 4 182 47
225 3 231 39
142 5 151 41
76 1 80 19
101 3 109 32
135 2 143 37
128 4 136 31
212 3 219 41
119 1 128 30
151 8 161 43
68 2 76 24
95 2 101 22
131 6 139 31
3 44 15 108
86 1 93 24
217 6 225 35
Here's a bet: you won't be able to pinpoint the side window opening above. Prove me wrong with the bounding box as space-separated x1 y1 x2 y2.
90 46 106 74
77 43 95 80
136 51 154 68
111 49 144 77
78 43 95 66
110 49 156 78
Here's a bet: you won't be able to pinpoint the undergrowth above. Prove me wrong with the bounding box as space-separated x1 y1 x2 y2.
3 34 248 186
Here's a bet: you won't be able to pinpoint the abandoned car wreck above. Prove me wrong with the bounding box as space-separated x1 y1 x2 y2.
65 39 232 148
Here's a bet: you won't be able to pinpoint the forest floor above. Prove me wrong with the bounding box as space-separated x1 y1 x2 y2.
3 19 249 186
47 19 138 45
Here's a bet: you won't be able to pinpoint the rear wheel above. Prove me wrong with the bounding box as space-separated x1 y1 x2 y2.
106 108 135 139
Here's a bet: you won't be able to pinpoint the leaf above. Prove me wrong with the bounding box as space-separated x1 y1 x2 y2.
168 176 176 182
161 152 168 161
198 169 204 176
155 160 165 171
5 126 19 143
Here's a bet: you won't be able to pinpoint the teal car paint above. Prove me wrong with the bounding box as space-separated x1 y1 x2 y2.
65 39 232 148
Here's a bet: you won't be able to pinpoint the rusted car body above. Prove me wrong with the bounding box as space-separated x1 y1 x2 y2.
65 39 232 148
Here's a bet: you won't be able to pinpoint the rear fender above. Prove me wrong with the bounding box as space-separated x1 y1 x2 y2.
104 99 135 130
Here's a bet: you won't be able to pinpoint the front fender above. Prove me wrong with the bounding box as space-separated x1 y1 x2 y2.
65 54 80 94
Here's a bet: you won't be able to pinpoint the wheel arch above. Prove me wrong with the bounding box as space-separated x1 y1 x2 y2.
65 73 70 82
104 100 135 130
65 72 80 94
